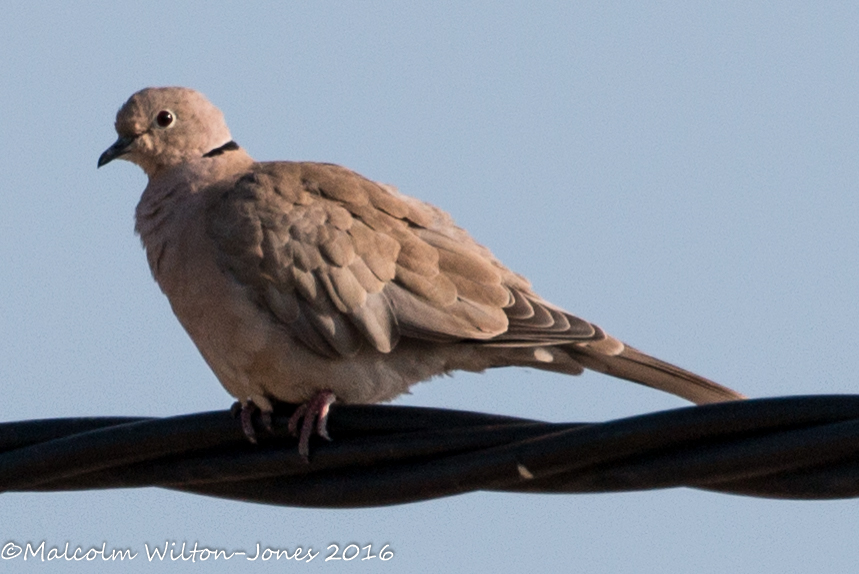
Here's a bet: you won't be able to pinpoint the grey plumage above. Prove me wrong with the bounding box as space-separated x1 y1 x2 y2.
99 86 744 420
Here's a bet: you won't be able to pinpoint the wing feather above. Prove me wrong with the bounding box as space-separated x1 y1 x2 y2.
207 161 607 358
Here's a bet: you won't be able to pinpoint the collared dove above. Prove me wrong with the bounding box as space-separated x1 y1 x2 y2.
99 87 744 457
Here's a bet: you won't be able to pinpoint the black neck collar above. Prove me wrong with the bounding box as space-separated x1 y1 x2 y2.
203 140 240 158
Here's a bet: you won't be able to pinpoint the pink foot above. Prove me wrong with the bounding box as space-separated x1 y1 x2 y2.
288 390 336 460
231 400 273 444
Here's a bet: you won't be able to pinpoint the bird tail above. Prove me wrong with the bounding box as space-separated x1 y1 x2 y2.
566 342 745 404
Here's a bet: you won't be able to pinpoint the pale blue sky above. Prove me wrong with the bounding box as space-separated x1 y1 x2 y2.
2 2 859 572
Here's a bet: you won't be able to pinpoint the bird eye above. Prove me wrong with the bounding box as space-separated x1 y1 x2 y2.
155 110 174 128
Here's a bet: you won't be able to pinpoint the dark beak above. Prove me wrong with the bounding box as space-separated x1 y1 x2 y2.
97 135 136 168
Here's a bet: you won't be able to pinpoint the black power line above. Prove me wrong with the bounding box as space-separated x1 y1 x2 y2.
2 396 859 507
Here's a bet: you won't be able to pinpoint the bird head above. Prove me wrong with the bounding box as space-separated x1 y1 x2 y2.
98 87 233 179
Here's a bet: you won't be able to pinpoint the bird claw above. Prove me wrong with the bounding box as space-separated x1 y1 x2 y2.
288 390 336 461
231 400 274 444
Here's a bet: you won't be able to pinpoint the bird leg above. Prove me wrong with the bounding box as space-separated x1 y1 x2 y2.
288 390 336 460
231 400 273 444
